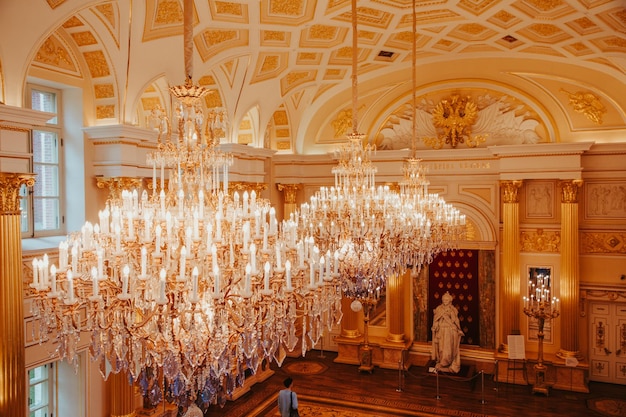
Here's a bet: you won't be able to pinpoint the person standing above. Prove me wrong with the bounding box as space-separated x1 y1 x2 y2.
431 291 464 373
277 377 298 417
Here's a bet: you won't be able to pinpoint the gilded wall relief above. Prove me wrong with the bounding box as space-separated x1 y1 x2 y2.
376 89 545 150
585 182 626 219
561 89 607 125
521 229 560 253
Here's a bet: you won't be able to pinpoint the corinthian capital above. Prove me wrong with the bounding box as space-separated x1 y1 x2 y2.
0 173 36 214
559 179 583 203
501 180 523 204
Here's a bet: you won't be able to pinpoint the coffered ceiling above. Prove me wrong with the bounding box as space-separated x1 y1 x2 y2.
1 0 625 153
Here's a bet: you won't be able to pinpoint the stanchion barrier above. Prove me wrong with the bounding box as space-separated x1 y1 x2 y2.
396 359 404 392
435 369 441 399
318 336 326 359
480 370 487 404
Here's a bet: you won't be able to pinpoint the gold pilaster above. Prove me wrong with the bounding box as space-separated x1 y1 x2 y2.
499 180 522 351
277 183 301 220
109 370 136 417
340 296 360 338
386 271 406 342
0 172 36 417
557 180 583 359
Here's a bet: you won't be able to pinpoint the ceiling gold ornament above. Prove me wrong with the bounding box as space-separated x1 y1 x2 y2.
458 0 500 14
96 104 115 119
94 4 116 29
214 1 245 17
276 141 291 150
94 84 115 99
561 89 606 124
0 173 36 214
62 16 83 28
71 31 98 46
525 0 565 12
83 50 110 78
276 128 290 137
378 89 542 150
424 94 486 149
521 229 561 253
45 0 66 9
35 37 75 71
269 0 305 16
332 108 354 138
581 232 626 254
155 0 183 25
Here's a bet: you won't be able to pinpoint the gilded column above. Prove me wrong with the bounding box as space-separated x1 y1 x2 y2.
109 370 136 417
557 179 583 359
0 172 36 417
341 296 360 338
276 183 301 220
499 180 522 351
386 271 407 342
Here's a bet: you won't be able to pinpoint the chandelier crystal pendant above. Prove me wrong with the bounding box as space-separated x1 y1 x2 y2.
29 0 342 410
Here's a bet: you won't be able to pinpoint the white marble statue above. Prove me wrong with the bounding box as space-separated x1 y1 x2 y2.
431 291 464 373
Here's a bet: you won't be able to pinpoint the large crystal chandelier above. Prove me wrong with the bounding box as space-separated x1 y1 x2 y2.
28 0 342 410
298 0 465 311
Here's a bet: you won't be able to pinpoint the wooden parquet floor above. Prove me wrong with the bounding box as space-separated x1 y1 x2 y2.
203 351 625 417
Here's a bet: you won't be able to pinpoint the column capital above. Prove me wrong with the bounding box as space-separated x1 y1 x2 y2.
276 183 301 204
229 181 267 197
559 179 583 203
0 172 36 214
96 176 145 201
500 180 523 203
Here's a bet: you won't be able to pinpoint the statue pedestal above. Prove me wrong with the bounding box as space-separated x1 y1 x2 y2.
335 335 411 370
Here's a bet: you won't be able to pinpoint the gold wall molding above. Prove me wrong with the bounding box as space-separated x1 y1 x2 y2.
501 180 523 204
559 179 583 203
581 231 626 254
0 173 36 213
521 228 560 253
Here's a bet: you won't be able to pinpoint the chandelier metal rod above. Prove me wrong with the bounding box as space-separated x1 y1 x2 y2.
351 0 359 135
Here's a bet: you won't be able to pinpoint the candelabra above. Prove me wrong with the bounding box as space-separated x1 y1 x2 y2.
523 272 560 395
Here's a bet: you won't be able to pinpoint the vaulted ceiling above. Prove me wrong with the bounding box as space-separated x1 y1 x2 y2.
1 0 625 154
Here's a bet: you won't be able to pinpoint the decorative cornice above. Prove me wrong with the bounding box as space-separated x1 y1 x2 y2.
0 173 36 213
488 142 594 157
0 124 29 132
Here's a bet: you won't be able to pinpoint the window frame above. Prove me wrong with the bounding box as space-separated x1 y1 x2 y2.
28 362 55 417
24 84 65 238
